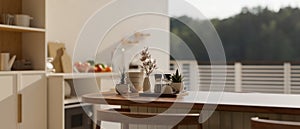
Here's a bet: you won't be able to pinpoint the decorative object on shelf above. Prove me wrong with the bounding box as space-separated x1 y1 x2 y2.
48 42 65 73
46 57 55 73
12 59 33 70
140 47 158 92
73 60 113 73
14 14 33 27
0 53 16 71
73 62 90 73
61 48 72 73
115 69 129 95
52 47 64 73
48 42 74 73
171 69 183 93
92 63 112 72
1 13 14 25
48 42 65 58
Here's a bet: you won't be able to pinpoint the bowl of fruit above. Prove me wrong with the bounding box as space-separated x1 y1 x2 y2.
93 63 112 72
74 60 112 73
73 62 90 73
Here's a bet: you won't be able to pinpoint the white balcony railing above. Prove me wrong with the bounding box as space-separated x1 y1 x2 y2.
170 61 300 94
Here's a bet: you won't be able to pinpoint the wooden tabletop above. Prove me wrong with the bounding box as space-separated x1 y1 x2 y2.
82 91 300 115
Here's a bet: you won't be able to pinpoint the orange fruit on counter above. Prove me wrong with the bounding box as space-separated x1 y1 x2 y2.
105 67 112 72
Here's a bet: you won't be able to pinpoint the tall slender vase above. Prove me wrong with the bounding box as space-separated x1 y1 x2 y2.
143 76 151 92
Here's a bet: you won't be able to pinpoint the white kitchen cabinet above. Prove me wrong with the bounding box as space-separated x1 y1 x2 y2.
19 72 47 129
0 74 18 129
0 72 46 129
0 0 47 128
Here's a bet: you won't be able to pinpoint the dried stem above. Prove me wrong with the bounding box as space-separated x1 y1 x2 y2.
140 47 158 76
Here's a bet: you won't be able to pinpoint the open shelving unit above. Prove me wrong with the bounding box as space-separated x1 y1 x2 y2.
0 0 46 71
0 0 47 129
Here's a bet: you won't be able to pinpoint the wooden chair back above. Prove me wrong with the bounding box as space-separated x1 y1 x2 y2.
251 117 300 129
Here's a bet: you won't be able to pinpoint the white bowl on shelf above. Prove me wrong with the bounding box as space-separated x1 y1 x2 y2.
14 14 33 27
73 62 90 73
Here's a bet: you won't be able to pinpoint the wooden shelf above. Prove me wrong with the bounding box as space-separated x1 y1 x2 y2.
0 70 45 75
0 24 45 33
64 97 81 105
47 72 119 79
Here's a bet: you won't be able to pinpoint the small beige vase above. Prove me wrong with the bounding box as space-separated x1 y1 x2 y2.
143 76 151 92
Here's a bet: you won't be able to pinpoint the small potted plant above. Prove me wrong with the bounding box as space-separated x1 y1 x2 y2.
171 69 183 93
115 69 129 95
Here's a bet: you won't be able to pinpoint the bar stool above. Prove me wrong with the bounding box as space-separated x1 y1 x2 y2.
96 108 202 129
251 117 300 129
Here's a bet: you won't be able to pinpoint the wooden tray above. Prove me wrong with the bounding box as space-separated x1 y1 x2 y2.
139 93 177 98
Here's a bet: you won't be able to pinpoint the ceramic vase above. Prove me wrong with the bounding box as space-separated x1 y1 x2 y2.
171 82 183 93
143 76 151 92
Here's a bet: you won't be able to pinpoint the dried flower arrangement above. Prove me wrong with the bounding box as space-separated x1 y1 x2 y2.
140 47 158 76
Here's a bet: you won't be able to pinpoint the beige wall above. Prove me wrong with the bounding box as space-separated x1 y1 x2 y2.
46 0 170 71
46 0 110 52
